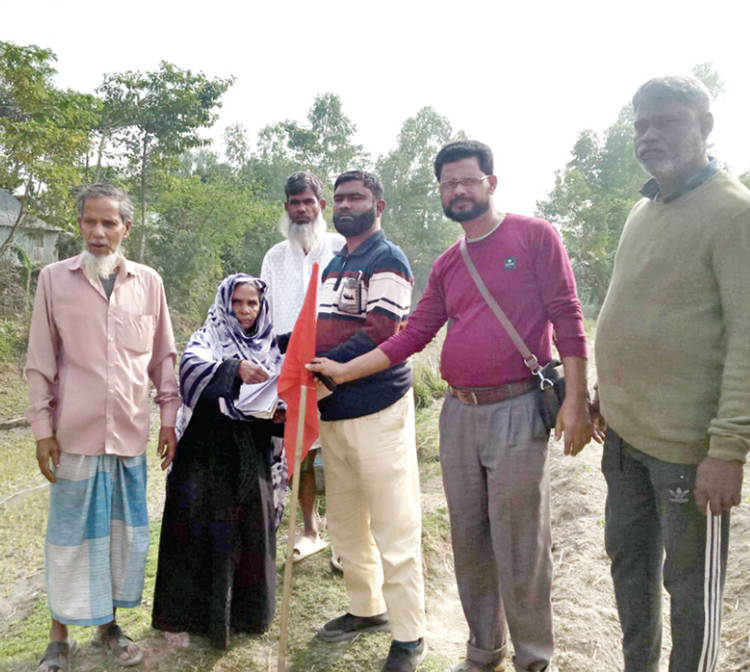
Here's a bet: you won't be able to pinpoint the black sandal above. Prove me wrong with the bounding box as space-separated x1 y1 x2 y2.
91 623 143 667
37 640 78 672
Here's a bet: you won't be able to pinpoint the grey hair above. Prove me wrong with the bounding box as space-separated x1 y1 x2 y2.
632 76 711 115
76 183 134 223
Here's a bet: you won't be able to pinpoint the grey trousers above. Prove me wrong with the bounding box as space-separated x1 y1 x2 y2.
439 391 553 672
602 429 729 672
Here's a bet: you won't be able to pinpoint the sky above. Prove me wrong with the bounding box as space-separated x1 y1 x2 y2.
3 0 749 215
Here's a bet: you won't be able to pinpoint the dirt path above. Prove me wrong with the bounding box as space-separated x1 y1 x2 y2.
2 362 749 671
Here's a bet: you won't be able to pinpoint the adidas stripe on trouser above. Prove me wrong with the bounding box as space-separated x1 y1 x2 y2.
602 429 730 672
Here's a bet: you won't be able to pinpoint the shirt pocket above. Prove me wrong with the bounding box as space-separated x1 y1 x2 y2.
336 275 366 315
117 313 154 354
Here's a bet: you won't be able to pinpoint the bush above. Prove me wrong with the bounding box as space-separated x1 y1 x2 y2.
410 331 447 410
0 318 27 362
0 263 24 319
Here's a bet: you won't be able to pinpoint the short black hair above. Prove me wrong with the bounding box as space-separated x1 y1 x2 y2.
632 76 711 116
333 170 384 201
434 140 494 181
285 171 324 200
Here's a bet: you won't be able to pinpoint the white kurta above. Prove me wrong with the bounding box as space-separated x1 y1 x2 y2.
260 232 345 334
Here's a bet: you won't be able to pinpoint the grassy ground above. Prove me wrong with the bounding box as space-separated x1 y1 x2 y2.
0 346 455 672
4 331 749 671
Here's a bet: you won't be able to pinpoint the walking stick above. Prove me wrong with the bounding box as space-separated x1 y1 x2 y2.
277 383 309 671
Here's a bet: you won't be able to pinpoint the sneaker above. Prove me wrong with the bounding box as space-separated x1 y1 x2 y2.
317 612 391 642
382 638 427 672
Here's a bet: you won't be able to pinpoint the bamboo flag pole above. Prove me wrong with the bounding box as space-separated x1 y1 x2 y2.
277 383 309 672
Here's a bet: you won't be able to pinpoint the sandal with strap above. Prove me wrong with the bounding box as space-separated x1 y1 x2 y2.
37 640 79 672
91 623 144 667
292 535 329 564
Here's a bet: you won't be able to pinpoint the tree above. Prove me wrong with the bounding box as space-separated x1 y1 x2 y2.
377 107 463 294
97 62 234 260
306 93 366 179
0 41 98 258
249 93 367 199
147 149 278 319
224 122 250 172
536 62 727 308
536 112 644 307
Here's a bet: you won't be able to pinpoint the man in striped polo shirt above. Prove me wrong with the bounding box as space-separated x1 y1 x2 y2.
314 171 426 672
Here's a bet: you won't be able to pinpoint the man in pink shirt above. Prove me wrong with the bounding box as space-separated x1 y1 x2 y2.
26 183 180 671
309 141 594 672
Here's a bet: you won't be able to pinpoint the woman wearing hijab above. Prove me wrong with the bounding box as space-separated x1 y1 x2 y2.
152 274 286 649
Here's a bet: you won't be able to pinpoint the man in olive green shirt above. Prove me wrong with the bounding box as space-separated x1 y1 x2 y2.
594 76 749 672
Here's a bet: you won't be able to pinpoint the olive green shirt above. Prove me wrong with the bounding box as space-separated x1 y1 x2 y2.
596 169 750 464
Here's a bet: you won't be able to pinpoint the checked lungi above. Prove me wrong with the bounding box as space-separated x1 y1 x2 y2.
46 452 149 626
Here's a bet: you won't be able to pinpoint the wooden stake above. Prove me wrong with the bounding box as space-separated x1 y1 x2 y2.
278 384 309 672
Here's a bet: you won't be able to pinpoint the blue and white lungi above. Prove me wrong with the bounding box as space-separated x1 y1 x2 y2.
46 453 149 626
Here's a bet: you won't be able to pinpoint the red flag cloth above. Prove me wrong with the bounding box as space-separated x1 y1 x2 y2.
278 261 320 476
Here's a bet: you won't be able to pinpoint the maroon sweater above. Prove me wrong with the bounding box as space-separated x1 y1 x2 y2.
380 214 587 387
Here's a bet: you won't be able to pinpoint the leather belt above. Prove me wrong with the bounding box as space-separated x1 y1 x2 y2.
448 378 537 405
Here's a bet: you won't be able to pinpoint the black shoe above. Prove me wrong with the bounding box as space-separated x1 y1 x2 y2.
317 612 391 642
382 638 427 672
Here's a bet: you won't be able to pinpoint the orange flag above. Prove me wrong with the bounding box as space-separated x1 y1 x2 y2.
278 261 320 476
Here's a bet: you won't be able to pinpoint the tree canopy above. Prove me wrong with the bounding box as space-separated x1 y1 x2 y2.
3 42 749 328
535 62 737 309
0 41 98 257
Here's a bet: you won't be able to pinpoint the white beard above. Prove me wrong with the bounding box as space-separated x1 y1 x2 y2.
81 249 125 281
279 214 328 254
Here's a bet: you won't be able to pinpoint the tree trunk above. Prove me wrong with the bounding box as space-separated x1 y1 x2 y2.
25 267 32 318
0 179 32 258
139 135 149 262
93 128 109 184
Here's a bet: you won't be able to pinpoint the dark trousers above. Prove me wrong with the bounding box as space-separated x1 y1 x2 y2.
602 429 729 672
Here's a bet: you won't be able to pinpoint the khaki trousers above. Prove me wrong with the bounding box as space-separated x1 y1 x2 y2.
319 392 425 641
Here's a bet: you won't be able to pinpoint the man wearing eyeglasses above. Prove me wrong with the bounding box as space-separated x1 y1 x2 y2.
308 141 593 672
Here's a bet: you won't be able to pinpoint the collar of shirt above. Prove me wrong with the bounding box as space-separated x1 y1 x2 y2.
640 157 718 203
68 253 135 300
336 229 386 259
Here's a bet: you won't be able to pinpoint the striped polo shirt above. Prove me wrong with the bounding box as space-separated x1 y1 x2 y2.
316 230 414 421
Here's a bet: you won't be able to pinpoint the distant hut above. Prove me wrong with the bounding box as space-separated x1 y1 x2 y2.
0 189 62 264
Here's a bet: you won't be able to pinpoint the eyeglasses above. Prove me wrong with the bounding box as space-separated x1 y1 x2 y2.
438 175 490 193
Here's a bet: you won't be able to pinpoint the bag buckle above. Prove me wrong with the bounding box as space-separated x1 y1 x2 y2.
525 354 554 389
524 354 542 375
537 371 555 391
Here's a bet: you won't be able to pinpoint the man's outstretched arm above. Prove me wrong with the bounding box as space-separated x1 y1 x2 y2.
307 347 392 385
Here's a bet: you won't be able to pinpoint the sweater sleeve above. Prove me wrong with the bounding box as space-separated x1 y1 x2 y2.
379 261 448 365
707 205 750 463
535 222 587 359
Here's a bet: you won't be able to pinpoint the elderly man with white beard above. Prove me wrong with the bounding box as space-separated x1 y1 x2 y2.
26 183 180 671
261 171 344 563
